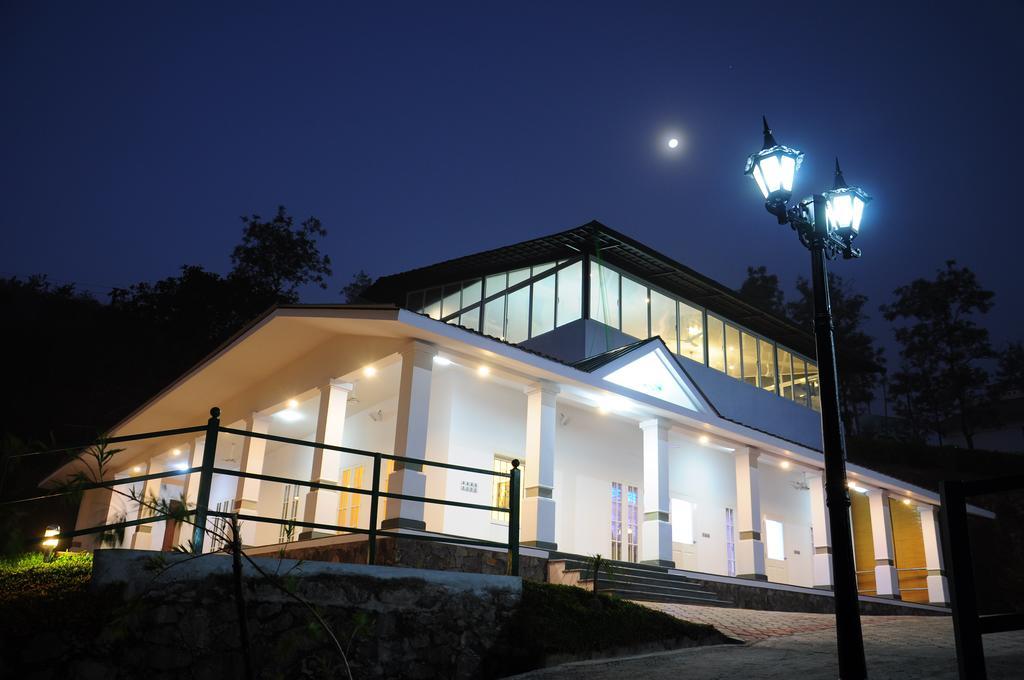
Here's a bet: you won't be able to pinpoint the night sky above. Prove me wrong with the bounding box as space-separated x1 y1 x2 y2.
3 1 1023 357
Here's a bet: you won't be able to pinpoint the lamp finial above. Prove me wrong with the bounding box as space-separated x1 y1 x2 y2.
833 157 848 189
761 115 778 149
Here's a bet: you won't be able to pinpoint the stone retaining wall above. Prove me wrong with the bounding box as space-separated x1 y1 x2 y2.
81 549 522 680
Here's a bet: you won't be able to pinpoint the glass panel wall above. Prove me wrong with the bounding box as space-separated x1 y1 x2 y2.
621 276 649 340
725 323 742 380
406 256 821 411
793 357 809 407
505 287 530 344
707 315 726 372
408 259 583 342
650 291 678 353
590 262 620 329
778 349 794 400
556 261 583 327
759 338 776 393
741 331 759 387
679 302 704 363
531 273 556 338
807 362 821 411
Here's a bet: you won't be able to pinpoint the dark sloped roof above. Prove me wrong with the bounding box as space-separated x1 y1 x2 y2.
571 337 661 373
362 220 815 357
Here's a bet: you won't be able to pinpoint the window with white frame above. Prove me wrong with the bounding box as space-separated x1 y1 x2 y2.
279 484 300 543
725 507 737 576
610 482 623 561
765 518 785 561
491 456 523 524
626 485 639 563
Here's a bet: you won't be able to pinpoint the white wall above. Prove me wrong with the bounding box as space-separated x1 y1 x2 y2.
667 437 736 575
440 367 526 545
759 463 814 587
554 404 642 558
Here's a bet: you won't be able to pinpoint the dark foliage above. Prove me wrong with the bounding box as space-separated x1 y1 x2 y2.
788 273 885 434
880 260 995 448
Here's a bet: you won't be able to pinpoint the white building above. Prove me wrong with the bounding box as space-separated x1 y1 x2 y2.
56 222 966 606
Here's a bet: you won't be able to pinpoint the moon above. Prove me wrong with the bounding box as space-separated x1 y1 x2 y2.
668 138 679 149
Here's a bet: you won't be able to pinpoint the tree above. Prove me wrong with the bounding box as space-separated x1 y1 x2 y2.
993 342 1024 399
230 206 332 303
881 260 995 449
738 265 787 318
341 270 373 304
788 273 885 435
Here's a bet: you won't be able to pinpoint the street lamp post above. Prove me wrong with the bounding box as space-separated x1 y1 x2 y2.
745 117 871 679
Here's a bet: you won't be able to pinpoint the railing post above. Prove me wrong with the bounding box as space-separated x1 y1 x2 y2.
939 479 986 679
508 459 521 577
367 453 381 565
191 407 221 554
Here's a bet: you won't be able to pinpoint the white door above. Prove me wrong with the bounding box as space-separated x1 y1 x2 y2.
671 498 698 570
764 518 788 583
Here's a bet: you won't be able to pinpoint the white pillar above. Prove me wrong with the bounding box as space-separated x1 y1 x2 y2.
130 460 164 550
734 447 766 580
382 341 436 531
808 472 834 589
522 381 559 550
232 414 270 546
175 438 204 546
919 504 950 606
867 487 901 598
300 381 353 539
640 419 673 566
72 486 114 551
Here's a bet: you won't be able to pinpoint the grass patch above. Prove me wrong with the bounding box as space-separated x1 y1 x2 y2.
0 551 93 603
482 581 733 676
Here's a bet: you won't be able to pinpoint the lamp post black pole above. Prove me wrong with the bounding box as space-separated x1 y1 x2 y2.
809 194 867 679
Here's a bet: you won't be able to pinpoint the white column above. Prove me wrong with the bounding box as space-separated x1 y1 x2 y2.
175 438 204 546
522 382 559 550
72 485 114 551
919 504 950 606
808 472 834 589
232 414 270 546
130 460 164 550
867 487 901 598
382 341 436 531
301 381 354 539
734 447 766 580
640 419 673 566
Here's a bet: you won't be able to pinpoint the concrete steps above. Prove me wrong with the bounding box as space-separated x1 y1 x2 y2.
549 557 733 607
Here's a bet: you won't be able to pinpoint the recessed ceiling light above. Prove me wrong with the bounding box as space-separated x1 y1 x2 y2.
363 366 377 378
699 435 710 444
477 365 490 377
780 460 791 469
132 466 142 473
287 399 299 409
902 498 912 506
171 448 181 456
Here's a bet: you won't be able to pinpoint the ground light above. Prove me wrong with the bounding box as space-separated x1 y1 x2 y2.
745 117 871 679
42 525 60 561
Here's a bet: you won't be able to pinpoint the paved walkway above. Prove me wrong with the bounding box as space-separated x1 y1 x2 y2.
510 604 1024 679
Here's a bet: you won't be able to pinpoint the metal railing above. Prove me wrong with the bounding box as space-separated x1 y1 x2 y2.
1 407 523 576
940 475 1024 679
